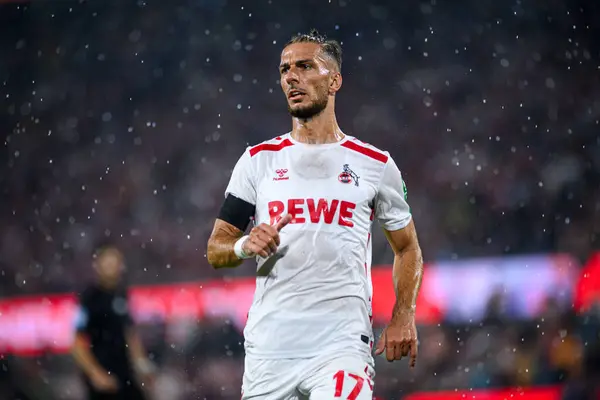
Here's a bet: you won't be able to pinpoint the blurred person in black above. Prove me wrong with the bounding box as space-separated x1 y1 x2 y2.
71 243 156 400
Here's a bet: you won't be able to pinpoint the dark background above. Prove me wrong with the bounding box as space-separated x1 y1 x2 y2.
0 0 599 399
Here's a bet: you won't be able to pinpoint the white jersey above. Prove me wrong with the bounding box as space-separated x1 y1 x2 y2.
225 133 412 360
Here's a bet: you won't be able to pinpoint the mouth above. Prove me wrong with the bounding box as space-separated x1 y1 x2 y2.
288 90 305 100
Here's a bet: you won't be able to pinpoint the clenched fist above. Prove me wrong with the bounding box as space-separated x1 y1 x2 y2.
242 214 292 258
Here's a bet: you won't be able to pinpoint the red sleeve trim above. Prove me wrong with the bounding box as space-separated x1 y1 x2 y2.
341 141 389 164
249 139 294 157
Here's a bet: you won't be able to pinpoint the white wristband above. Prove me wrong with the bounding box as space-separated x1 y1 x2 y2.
234 235 252 259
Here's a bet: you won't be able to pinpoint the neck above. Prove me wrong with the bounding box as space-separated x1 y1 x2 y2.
290 100 343 144
97 279 116 291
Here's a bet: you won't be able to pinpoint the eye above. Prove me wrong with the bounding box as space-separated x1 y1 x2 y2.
300 63 311 69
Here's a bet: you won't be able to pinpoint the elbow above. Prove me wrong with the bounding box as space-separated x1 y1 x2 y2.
414 244 423 264
70 333 84 355
394 240 420 256
70 345 83 361
395 242 423 264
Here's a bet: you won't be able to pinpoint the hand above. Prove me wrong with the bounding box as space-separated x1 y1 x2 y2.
135 358 157 389
375 311 418 367
242 214 292 258
90 370 119 392
138 371 156 390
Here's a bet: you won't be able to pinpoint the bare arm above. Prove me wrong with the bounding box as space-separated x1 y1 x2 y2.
71 304 119 391
71 333 107 379
126 327 146 361
126 327 155 376
383 219 424 322
206 218 245 269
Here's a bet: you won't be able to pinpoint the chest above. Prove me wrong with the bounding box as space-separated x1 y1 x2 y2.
255 149 381 227
87 293 128 326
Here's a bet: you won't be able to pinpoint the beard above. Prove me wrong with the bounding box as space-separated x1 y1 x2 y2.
287 91 329 119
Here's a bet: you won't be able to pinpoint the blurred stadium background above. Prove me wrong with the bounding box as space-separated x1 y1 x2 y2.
1 0 599 399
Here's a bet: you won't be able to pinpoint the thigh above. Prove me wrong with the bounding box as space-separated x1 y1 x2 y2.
242 356 304 400
304 355 375 400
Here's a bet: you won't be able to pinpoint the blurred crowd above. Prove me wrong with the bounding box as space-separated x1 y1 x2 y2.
1 297 600 400
0 0 598 296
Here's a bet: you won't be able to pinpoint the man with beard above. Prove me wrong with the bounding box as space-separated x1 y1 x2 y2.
206 29 424 399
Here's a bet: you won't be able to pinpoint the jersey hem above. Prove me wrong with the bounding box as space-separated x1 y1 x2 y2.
381 214 412 232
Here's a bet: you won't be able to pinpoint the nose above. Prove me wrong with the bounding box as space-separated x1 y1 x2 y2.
284 69 299 86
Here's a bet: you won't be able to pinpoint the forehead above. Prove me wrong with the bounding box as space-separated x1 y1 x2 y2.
97 249 123 264
280 42 323 64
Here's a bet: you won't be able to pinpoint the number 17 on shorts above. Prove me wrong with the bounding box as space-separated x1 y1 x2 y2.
303 355 375 400
332 370 374 400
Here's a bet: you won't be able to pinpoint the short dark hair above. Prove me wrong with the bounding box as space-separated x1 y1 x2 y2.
285 29 342 72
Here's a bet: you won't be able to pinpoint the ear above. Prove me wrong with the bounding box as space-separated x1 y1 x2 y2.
329 72 342 94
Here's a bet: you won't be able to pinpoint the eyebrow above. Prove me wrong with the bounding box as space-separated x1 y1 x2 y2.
279 59 314 69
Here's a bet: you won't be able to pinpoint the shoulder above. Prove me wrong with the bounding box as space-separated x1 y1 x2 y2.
247 134 294 158
78 285 98 306
341 136 390 165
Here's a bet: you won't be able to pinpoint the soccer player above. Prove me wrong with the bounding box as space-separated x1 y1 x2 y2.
206 29 423 400
71 244 156 400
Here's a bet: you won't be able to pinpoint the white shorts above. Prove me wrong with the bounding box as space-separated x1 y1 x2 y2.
242 353 375 400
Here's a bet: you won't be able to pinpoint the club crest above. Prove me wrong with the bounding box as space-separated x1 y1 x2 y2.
338 164 359 186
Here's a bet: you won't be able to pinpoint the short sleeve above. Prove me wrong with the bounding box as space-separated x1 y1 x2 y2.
375 156 412 231
224 148 257 206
